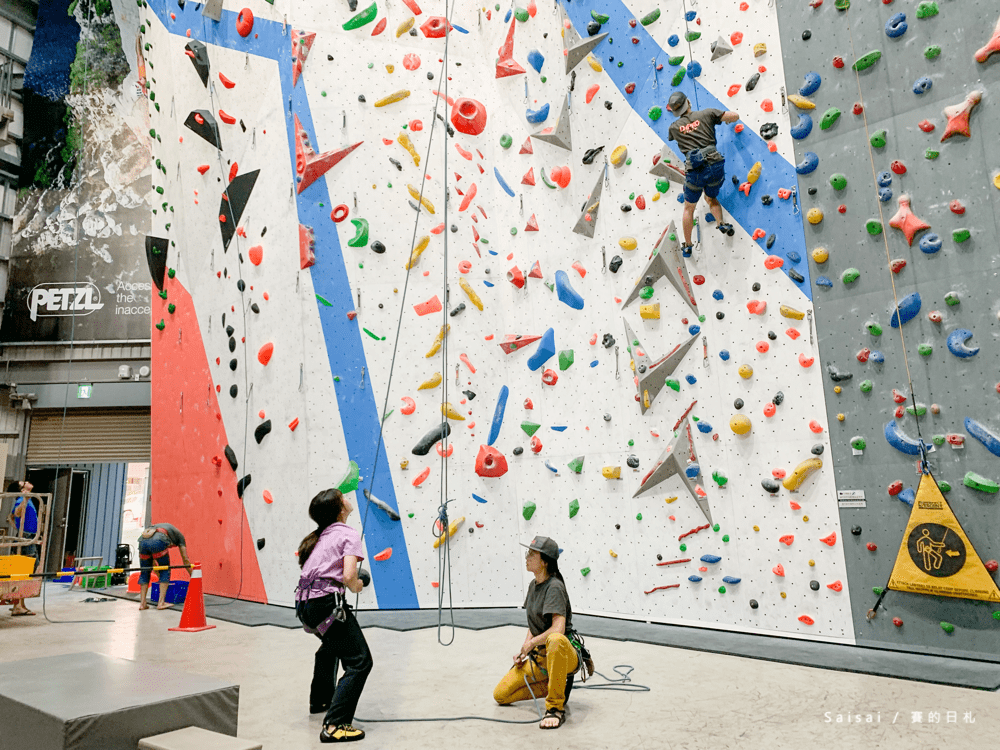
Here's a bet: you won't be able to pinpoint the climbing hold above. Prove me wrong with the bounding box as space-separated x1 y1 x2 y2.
852 50 882 71
819 107 841 130
418 373 442 390
730 415 752 435
941 90 983 142
796 153 819 175
555 270 584 310
257 342 274 365
885 12 907 37
527 328 556 371
975 14 1000 62
476 445 509 477
344 2 378 30
889 292 920 328
965 418 1000 456
451 98 488 136
947 329 979 358
783 458 822 491
790 114 813 140
788 94 815 110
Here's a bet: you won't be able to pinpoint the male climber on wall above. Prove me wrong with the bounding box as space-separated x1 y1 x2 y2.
666 91 740 256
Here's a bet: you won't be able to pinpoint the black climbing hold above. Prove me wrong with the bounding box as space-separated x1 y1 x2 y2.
513 446 524 455
228 337 236 352
731 175 740 187
347 0 358 11
810 580 820 590
569 70 576 91
463 390 476 400
851 525 862 536
807 186 817 195
602 333 615 348
256 538 265 550
827 364 853 382
219 170 260 251
226 324 234 336
378 304 383 309
603 413 611 422
643 275 654 286
409 27 418 36
184 40 210 87
237 279 245 292
752 282 760 292
626 455 639 468
767 331 777 341
328 55 334 61
358 94 366 102
251 303 260 314
620 204 632 213
427 71 434 80
609 256 623 273
229 358 237 371
745 72 760 91
224 445 238 471
734 398 744 409
254 419 272 444
582 146 604 165
765 231 775 246
412 422 452 456
788 269 804 283
637 364 646 374
468 527 474 533
236 474 251 498
184 109 222 150
750 599 759 609
389 158 402 171
370 240 386 254
145 237 169 291
450 225 458 233
449 303 466 317
773 390 784 405
762 478 780 492
615 524 620 530
230 384 238 398
587 20 602 35
762 195 773 207
811 444 824 455
759 122 778 140
802 29 811 40
604 101 612 110
656 554 663 561
716 312 725 320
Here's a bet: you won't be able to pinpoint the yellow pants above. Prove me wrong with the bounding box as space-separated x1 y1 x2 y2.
493 633 579 712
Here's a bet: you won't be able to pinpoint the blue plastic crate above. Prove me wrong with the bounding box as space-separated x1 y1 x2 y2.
150 580 188 604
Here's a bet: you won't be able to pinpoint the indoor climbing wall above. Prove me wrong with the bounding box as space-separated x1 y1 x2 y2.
141 0 864 645
776 1 1000 659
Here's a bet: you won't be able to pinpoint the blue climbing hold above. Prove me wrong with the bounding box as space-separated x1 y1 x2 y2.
452 24 469 34
473 493 487 503
790 114 813 140
898 487 915 506
722 576 741 585
494 167 515 197
685 10 697 21
589 360 598 367
799 71 821 96
885 421 923 456
686 60 702 78
889 292 920 328
696 421 712 433
689 324 701 336
913 76 932 94
544 460 559 473
483 280 495 287
487 385 509 446
816 276 833 287
555 269 585 310
719 350 730 360
527 49 544 73
527 328 556 371
878 187 893 202
551 425 568 432
688 575 703 582
685 374 697 384
525 103 549 124
504 8 511 22
667 34 680 47
947 329 979 358
796 152 819 174
712 289 724 300
966 417 1000 457
870 350 884 363
885 12 907 37
786 251 801 263
686 463 700 478
705 212 716 223
876 171 892 187
919 233 942 253
700 554 721 564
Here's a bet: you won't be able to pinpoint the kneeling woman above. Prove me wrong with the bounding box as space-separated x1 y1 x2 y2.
295 488 372 743
493 535 580 729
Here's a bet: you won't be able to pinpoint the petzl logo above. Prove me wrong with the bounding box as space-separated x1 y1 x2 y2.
27 283 105 322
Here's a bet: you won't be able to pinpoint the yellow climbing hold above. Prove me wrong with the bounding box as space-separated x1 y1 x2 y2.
787 94 816 110
811 246 829 263
398 132 420 166
609 549 618 558
602 466 621 479
730 414 752 435
779 304 805 320
837 413 845 421
425 324 450 358
752 525 760 532
618 236 637 251
738 364 753 379
651 193 660 202
375 89 411 107
587 55 602 72
640 303 660 320
407 184 436 214
834 386 842 394
400 459 409 469
418 372 442 390
385 64 394 74
396 17 415 37
753 42 767 57
610 145 628 167
441 401 465 420
994 171 1000 189
808 559 815 566
665 496 678 504
747 161 762 184
404 235 431 269
783 457 823 491
433 516 465 548
807 207 824 225
803 515 809 522
458 277 483 310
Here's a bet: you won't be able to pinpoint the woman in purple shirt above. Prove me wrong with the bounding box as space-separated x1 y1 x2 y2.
295 488 372 744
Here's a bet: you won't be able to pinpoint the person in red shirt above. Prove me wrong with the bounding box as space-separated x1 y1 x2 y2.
666 91 740 255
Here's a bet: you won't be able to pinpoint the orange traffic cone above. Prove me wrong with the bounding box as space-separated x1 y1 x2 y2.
169 563 216 633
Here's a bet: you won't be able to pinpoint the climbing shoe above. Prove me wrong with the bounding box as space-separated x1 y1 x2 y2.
718 222 735 236
320 724 365 743
680 243 693 257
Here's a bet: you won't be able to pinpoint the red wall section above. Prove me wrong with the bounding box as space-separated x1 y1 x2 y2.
151 278 268 603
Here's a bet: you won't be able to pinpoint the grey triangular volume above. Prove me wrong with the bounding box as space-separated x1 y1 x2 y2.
648 146 687 184
566 32 608 74
632 419 712 524
533 93 572 151
202 0 223 21
571 168 604 238
710 35 733 61
559 5 581 48
621 221 698 315
623 316 696 414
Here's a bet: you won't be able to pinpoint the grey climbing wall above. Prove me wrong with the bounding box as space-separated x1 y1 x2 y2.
775 0 1000 660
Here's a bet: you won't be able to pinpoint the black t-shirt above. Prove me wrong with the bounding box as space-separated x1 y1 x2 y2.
668 108 725 155
524 576 573 637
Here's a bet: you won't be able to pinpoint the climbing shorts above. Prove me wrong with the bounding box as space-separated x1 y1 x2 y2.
683 158 726 203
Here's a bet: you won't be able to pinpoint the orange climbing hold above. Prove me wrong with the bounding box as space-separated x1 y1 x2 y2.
746 300 767 315
374 547 394 561
975 15 1000 62
257 343 274 365
888 194 931 246
779 534 794 546
820 531 837 546
413 467 431 486
414 295 443 316
827 580 843 591
400 397 416 415
799 354 815 368
263 490 273 504
940 90 982 142
586 84 600 104
288 418 299 431
764 255 783 269
248 246 263 265
772 564 785 577
459 353 476 373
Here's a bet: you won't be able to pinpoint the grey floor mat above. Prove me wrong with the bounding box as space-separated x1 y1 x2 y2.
96 587 1000 690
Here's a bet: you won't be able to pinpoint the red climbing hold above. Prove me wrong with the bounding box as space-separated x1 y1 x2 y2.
889 258 906 274
800 354 816 368
524 398 534 409
421 16 452 38
786 328 800 340
403 53 421 71
572 261 587 278
625 82 636 94
300 224 316 269
746 300 767 315
918 119 935 132
779 534 794 546
586 84 600 104
236 8 253 37
888 194 930 247
521 167 535 186
524 214 539 232
764 255 784 269
820 532 837 546
852 102 863 115
496 17 525 77
856 348 870 362
974 15 1000 63
763 401 775 415
219 109 237 124
197 164 210 175
832 56 844 68
692 275 705 285
451 98 488 136
257 342 274 365
413 467 431 487
475 444 509 477
371 17 387 36
949 200 965 215
772 564 785 577
634 194 646 210
798 615 815 626
499 334 542 354
731 32 743 44
401 0 422 13
760 99 773 112
507 265 525 288
550 166 571 188
219 73 235 88
892 617 903 627
374 547 393 561
890 160 907 175
986 559 999 573
530 436 542 453
263 490 274 504
727 84 740 97
519 137 533 154
414 295 443 316
940 90 982 142
527 261 543 278
866 542 877 552
248 246 263 265
541 369 559 386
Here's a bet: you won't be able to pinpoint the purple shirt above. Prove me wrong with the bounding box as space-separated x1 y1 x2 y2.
296 523 365 602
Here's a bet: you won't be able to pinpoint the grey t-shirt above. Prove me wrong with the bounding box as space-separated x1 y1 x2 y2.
524 576 573 637
145 522 186 548
668 107 725 155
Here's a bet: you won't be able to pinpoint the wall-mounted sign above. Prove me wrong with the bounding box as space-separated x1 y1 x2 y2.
77 384 93 399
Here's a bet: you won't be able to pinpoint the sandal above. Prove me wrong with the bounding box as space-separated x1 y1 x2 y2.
540 707 565 729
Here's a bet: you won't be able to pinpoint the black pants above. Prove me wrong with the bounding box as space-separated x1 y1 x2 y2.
296 594 373 727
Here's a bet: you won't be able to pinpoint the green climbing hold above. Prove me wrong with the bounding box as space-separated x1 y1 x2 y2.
655 179 669 193
865 219 883 235
316 294 333 307
679 543 687 552
963 472 999 493
841 268 860 284
155 319 165 331
718 586 726 594
569 499 580 518
850 436 866 450
348 218 370 247
684 31 701 42
834 0 850 8
627 439 634 447
648 105 662 121
580 567 591 577
712 523 720 532
591 10 610 23
510 227 517 236
521 421 541 437
918 343 933 356
869 129 887 148
944 291 960 306
859 379 873 393
636 513 642 521
932 434 946 446
540 76 546 83
916 1 938 18
337 460 360 494
640 8 661 25
167 303 176 314
167 268 176 278
523 501 537 520
667 55 685 67
829 173 847 190
544 281 554 292
158 289 168 299
628 192 635 201
500 134 512 149
343 1 377 30
925 148 940 160
940 621 954 634
820 107 841 130
567 456 584 474
540 169 557 189
952 228 971 243
938 480 951 492
514 7 529 22
558 349 575 370
866 321 882 336
905 404 927 416
671 69 685 86
924 45 941 59
665 378 680 392
712 471 728 487
722 535 729 542
639 286 655 299
852 50 881 71
362 327 384 340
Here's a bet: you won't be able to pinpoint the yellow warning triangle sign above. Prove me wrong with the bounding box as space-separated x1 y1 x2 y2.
888 473 1000 603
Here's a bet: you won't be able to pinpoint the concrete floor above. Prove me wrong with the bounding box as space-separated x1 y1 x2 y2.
1 585 997 750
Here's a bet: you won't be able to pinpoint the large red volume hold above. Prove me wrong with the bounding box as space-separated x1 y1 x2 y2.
451 98 488 136
475 445 509 477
